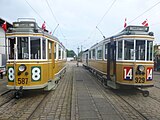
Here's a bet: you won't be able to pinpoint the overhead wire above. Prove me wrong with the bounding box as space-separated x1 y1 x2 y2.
112 0 160 35
46 0 59 24
81 0 117 48
45 0 66 38
83 0 160 50
128 1 160 24
96 0 117 27
24 0 52 30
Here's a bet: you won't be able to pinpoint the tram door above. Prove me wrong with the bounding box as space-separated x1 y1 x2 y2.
48 41 55 79
86 53 88 66
107 38 116 88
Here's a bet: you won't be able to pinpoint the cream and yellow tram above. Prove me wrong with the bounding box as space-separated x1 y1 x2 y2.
82 26 154 96
6 19 66 98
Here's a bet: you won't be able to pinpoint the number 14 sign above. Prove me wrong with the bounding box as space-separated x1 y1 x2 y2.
124 67 133 80
146 67 153 81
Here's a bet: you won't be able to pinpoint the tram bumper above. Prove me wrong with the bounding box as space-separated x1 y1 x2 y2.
7 83 48 90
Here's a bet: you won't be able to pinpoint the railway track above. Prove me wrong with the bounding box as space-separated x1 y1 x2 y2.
27 91 50 120
0 90 15 108
85 68 160 120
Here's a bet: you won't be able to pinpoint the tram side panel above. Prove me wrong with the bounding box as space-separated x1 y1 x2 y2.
54 60 66 76
88 59 107 74
86 60 154 88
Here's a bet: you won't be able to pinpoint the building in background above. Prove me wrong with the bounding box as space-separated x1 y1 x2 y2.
0 18 12 74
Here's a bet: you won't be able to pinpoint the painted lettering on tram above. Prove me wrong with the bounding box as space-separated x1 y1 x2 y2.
124 67 133 80
146 67 153 81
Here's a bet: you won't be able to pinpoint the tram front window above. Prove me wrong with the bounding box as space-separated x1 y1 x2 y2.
136 40 145 60
8 37 16 59
124 40 134 60
17 37 29 59
30 37 41 59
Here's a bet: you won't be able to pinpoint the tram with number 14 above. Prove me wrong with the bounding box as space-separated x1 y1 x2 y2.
82 25 154 97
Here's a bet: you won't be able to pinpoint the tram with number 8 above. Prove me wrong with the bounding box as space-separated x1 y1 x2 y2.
6 18 66 98
82 25 154 97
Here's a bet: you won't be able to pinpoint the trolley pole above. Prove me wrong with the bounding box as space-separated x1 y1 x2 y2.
77 46 80 67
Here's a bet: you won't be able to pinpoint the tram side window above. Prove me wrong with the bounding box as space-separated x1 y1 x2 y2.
48 41 52 59
54 43 57 59
30 37 41 59
105 44 108 59
147 41 153 61
17 37 29 59
59 45 61 59
92 49 95 59
89 51 91 59
43 38 46 59
8 38 15 59
118 41 122 60
62 49 64 59
97 46 103 59
124 40 134 60
136 40 145 60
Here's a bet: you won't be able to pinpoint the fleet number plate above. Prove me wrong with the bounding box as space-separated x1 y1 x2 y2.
18 78 28 84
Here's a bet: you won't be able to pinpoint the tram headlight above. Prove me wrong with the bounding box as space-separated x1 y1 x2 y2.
18 64 27 72
137 65 145 72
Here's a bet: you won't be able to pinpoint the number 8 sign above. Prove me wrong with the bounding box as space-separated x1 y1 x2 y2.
31 66 41 81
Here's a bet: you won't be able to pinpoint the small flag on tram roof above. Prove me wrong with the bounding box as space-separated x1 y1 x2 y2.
142 19 148 26
124 18 127 28
1 21 7 32
42 21 46 30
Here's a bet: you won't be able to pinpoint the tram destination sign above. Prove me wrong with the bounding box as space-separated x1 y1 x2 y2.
129 26 149 32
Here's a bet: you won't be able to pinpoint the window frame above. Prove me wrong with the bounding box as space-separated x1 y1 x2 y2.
7 36 48 61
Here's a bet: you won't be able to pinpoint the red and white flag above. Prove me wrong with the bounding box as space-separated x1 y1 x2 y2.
1 21 7 32
124 18 127 28
42 21 46 30
142 19 148 26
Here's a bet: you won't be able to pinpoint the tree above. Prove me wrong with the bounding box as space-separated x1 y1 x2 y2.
66 49 76 57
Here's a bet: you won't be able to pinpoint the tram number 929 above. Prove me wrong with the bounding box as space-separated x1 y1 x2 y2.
135 77 145 83
18 78 28 84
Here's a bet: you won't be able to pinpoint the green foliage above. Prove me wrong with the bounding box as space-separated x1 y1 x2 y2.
67 49 76 57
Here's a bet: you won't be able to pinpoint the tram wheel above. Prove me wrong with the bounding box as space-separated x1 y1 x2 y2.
142 91 149 97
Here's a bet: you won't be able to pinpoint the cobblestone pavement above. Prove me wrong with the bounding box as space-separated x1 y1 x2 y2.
71 63 160 120
0 63 73 120
0 76 9 95
71 64 123 120
0 62 160 120
29 63 73 120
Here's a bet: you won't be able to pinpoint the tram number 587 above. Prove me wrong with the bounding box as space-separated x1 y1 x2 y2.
18 78 28 84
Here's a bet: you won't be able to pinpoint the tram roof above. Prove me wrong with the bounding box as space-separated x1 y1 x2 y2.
90 25 154 49
6 19 66 46
114 25 153 37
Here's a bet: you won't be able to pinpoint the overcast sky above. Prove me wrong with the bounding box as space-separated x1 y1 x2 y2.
1 0 160 53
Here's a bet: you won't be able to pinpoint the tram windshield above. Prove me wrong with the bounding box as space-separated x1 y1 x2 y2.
7 37 47 60
118 39 153 61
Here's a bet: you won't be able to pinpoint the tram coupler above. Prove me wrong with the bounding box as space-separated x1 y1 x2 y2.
137 87 149 97
142 90 149 97
14 86 23 99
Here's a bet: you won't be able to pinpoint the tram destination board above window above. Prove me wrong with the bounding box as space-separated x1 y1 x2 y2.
128 26 149 32
13 22 35 28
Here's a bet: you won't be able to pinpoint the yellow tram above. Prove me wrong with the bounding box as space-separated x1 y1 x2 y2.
82 26 154 96
6 18 66 98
